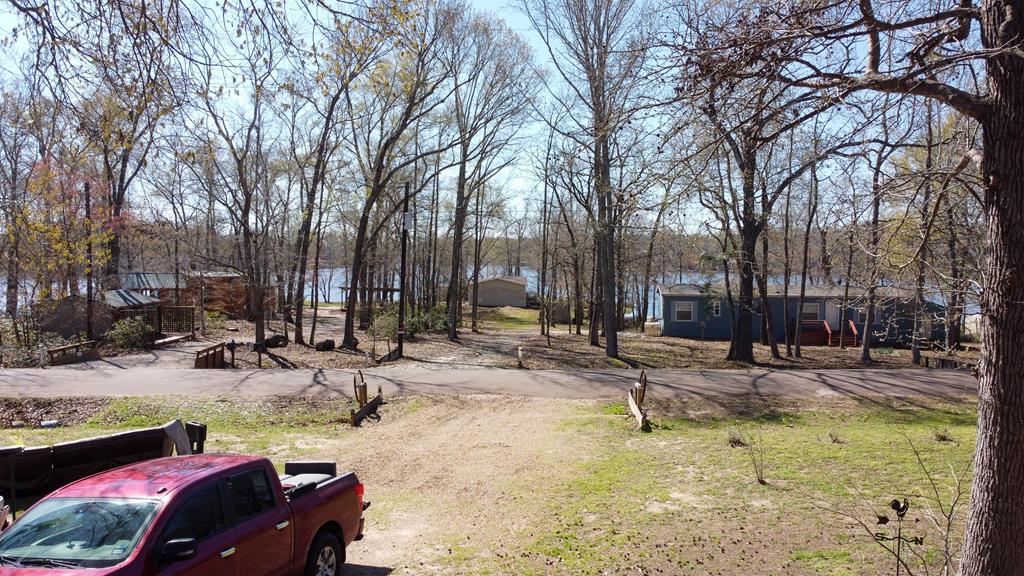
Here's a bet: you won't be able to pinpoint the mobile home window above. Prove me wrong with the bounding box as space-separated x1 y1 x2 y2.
858 308 880 324
800 302 819 321
711 301 721 317
674 301 695 322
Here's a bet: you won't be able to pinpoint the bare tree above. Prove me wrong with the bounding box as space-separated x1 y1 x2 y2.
670 0 1024 567
441 3 534 341
520 0 651 358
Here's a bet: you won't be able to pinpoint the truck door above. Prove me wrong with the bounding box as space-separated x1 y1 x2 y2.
153 482 238 576
226 467 293 576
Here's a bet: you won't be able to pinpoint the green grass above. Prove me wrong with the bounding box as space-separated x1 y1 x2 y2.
472 306 539 329
790 549 856 575
483 398 978 575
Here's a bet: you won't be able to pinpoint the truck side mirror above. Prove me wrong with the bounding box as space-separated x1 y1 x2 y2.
159 538 197 564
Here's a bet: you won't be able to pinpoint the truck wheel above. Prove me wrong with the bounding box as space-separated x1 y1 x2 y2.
305 532 343 576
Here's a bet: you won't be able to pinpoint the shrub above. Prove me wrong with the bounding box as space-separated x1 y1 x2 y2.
108 318 156 350
368 307 399 353
828 430 848 444
405 304 449 339
204 310 229 330
727 427 748 447
0 332 71 368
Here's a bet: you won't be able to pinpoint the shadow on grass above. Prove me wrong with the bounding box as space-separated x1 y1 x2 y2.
645 392 976 430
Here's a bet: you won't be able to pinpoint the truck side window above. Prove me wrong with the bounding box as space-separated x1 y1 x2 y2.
227 469 276 523
162 485 226 542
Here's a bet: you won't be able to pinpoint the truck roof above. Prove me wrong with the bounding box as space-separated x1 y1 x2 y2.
51 454 263 500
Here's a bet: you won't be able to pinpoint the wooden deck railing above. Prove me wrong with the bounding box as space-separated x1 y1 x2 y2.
194 343 228 369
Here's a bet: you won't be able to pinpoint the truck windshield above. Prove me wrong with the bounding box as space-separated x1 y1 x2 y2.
0 497 160 569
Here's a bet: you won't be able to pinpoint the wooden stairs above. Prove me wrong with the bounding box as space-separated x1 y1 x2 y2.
796 319 859 347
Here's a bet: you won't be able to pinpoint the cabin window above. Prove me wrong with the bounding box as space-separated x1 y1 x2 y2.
711 301 721 317
800 302 819 321
674 301 695 322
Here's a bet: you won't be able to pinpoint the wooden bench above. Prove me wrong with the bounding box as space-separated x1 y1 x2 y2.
922 352 978 371
46 341 99 366
194 343 227 369
154 333 195 348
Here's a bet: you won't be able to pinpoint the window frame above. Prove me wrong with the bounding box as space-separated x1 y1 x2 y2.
673 301 695 322
711 301 721 317
158 481 230 548
225 468 279 526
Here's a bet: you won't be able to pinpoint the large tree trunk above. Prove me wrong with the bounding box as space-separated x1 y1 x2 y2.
588 239 600 347
470 184 483 333
539 172 550 337
573 251 584 336
104 230 121 288
944 195 962 350
5 244 18 318
728 144 758 363
342 204 373 350
757 230 782 358
446 143 471 341
861 165 883 363
959 9 1024 571
729 228 757 363
595 137 618 358
912 103 935 365
782 186 793 356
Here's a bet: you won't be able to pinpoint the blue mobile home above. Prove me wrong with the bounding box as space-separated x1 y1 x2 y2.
657 283 945 347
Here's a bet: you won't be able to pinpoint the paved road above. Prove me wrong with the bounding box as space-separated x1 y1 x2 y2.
0 366 976 399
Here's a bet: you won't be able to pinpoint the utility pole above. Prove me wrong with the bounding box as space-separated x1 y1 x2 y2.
84 182 94 341
398 181 411 358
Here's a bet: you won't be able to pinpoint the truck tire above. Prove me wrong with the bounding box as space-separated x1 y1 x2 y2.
304 531 343 576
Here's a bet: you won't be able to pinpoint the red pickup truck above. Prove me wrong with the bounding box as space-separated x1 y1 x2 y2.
0 454 367 575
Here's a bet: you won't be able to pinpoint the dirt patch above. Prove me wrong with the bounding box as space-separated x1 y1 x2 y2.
339 395 594 574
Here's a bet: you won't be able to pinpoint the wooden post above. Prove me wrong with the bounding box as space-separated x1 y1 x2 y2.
627 370 651 432
351 384 384 427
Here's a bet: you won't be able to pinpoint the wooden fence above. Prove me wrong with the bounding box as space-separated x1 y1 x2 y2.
112 305 195 334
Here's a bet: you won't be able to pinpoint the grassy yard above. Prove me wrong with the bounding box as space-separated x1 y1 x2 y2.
2 394 977 575
472 306 540 330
